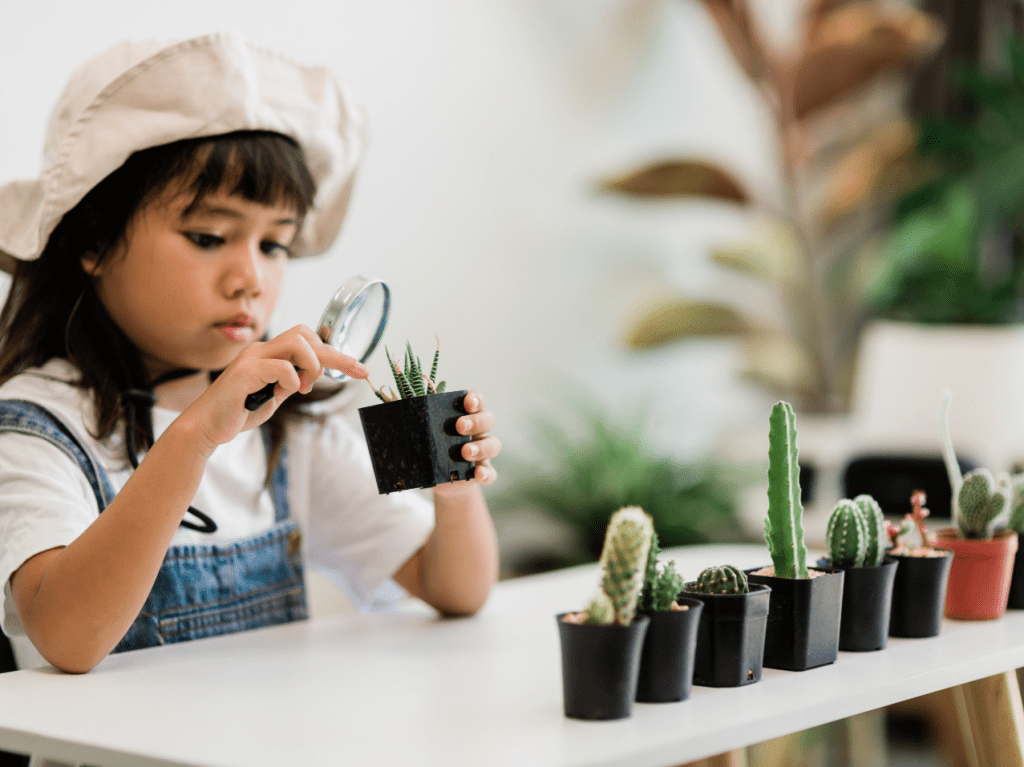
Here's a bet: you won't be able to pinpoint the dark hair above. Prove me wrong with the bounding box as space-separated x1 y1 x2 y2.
0 130 318 481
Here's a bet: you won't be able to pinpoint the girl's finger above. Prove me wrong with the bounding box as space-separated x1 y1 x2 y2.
473 461 497 486
457 409 495 436
462 391 484 413
462 435 501 462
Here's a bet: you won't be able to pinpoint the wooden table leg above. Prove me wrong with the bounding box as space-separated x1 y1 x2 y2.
949 670 1024 767
677 749 748 767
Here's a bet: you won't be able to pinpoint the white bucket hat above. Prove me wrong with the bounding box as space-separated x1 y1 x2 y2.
0 31 367 271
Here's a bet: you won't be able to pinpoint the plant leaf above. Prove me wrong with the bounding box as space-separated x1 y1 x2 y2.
600 160 747 203
625 300 747 349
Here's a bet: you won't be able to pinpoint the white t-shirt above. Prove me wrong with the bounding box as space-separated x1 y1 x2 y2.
0 359 434 669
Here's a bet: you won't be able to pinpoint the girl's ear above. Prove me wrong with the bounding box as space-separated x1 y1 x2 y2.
80 252 103 276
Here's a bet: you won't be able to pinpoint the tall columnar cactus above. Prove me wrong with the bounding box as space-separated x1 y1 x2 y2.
583 506 654 625
854 495 886 566
958 468 1008 539
765 401 808 579
826 499 868 567
691 564 749 595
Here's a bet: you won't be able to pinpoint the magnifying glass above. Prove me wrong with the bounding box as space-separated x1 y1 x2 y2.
244 276 390 411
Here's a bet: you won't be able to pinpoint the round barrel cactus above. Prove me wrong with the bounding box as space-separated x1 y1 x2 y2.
826 499 868 567
692 564 749 594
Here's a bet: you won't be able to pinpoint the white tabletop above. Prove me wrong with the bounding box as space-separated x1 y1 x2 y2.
2 544 1024 767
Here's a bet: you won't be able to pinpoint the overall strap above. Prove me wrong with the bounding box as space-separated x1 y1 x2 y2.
0 399 114 510
260 426 290 523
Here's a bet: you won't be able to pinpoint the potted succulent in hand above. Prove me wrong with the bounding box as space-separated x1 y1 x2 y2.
935 395 1019 620
886 491 953 638
746 402 844 671
821 495 898 651
634 533 703 703
557 506 653 720
359 340 474 494
682 565 770 688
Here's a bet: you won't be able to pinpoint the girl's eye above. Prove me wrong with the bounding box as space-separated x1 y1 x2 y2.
185 232 224 249
260 241 292 258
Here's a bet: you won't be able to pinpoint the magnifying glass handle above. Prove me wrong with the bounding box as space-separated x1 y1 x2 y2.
244 383 276 411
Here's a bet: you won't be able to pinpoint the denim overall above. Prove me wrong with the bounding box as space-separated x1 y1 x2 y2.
0 399 308 653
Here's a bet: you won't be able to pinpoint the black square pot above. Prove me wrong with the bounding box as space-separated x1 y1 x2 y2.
888 550 953 637
829 557 899 652
358 390 474 494
635 597 704 703
682 584 770 688
557 614 649 720
1008 533 1024 610
745 567 844 671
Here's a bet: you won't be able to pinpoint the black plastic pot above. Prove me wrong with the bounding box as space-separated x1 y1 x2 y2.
635 597 704 703
358 390 474 494
888 550 953 637
1008 532 1024 609
681 584 770 688
557 614 649 720
745 567 843 671
829 557 899 652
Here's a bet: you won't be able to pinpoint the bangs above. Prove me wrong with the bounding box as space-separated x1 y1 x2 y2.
175 131 317 218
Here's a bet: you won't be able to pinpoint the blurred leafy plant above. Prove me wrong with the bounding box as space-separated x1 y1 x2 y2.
601 0 942 412
491 398 752 565
867 37 1024 324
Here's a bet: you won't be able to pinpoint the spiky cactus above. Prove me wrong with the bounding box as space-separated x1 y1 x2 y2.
639 530 684 611
826 499 868 567
371 338 447 402
854 494 886 566
958 468 1008 539
764 401 808 579
690 564 749 595
582 506 654 625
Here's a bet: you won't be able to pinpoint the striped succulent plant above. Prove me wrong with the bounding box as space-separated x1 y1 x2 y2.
371 339 447 402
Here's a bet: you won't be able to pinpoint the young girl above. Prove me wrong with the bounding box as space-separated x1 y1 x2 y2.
0 33 500 675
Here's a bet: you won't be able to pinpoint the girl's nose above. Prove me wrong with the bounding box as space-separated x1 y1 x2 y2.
223 241 264 298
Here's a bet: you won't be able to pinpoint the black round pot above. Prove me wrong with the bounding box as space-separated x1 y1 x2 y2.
888 550 953 637
1007 532 1024 609
682 584 770 688
745 567 844 671
635 597 704 703
830 557 898 652
556 613 649 720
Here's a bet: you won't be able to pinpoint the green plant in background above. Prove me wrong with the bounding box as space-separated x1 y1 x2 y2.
868 38 1024 325
1009 476 1024 534
370 340 446 402
764 401 808 579
581 507 654 625
688 564 749 595
825 495 886 567
639 532 685 611
490 397 751 568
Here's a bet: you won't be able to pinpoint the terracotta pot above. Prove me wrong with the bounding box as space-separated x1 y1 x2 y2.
682 584 770 688
635 597 703 703
556 614 649 720
934 528 1018 620
745 567 844 671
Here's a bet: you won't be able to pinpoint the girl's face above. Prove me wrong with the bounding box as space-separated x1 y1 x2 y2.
83 188 299 380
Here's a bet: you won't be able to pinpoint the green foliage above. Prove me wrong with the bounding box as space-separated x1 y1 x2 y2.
689 565 749 595
639 531 685 611
375 340 446 402
958 468 1008 539
585 507 654 625
489 398 751 567
1009 474 1024 533
869 38 1024 324
765 401 808 579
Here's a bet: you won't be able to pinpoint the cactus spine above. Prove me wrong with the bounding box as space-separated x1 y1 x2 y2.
958 468 1008 539
691 564 749 595
583 506 654 625
765 401 808 579
855 494 886 566
826 499 868 567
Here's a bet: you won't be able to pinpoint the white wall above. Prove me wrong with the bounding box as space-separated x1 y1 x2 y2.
0 0 781 468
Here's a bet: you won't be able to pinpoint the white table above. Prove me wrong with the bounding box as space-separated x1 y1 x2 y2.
1 544 1023 767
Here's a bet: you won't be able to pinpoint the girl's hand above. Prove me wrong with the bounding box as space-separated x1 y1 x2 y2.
186 324 367 453
434 391 500 496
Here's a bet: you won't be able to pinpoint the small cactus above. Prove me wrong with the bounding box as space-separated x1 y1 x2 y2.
826 499 868 567
958 468 1008 539
1009 474 1024 533
690 564 749 595
583 506 654 625
854 495 886 566
371 338 447 402
764 401 808 579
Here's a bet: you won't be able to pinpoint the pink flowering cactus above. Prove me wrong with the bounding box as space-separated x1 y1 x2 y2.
886 490 938 556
